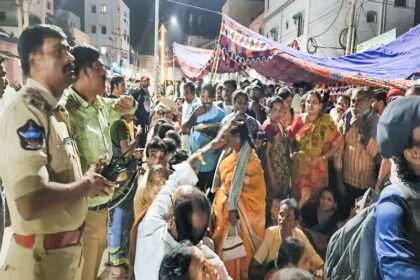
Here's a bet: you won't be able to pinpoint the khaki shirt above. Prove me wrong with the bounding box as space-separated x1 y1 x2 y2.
0 78 86 235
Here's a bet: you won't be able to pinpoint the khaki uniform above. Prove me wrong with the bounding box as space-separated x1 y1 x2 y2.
0 78 86 280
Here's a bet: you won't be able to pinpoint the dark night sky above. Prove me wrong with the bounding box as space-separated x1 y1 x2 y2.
54 0 225 54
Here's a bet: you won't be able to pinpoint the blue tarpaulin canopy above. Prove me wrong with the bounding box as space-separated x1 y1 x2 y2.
219 15 419 88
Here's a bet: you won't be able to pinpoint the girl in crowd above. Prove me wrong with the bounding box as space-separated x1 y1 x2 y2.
211 122 266 279
159 242 220 280
265 237 309 280
133 164 169 220
277 87 295 127
129 164 170 275
262 96 292 199
301 187 342 237
288 91 341 207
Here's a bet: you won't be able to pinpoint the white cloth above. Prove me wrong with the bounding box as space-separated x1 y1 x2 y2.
179 82 185 98
291 93 302 114
222 103 233 115
134 161 230 280
181 97 198 153
181 96 198 124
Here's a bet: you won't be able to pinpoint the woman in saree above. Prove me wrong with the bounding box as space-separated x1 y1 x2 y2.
262 96 292 200
288 90 341 208
211 122 266 280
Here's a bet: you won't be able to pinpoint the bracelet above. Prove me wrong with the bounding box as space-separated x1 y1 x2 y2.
196 149 207 166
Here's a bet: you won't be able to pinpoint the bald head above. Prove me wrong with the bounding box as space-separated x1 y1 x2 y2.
172 185 211 245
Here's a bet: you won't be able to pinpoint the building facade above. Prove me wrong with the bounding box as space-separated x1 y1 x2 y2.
222 0 265 27
249 12 264 35
0 0 54 38
84 0 130 73
0 36 21 84
264 0 416 57
54 9 90 45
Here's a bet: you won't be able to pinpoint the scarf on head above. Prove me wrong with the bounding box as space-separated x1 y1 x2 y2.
228 141 251 212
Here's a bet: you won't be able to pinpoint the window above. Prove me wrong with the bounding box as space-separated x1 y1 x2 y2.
91 25 96 34
127 35 130 43
91 5 96 13
47 1 51 10
266 0 270 10
366 11 377 23
394 0 406 7
294 13 304 37
123 12 127 23
101 26 106 34
270 27 278 41
123 30 127 41
286 20 289 29
101 5 107 14
0 11 6 22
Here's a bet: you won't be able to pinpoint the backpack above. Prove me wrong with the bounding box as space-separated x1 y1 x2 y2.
325 182 420 280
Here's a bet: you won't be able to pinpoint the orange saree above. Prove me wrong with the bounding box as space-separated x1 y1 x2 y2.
211 150 266 280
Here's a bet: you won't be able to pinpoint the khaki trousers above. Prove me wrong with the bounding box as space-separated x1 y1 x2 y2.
0 234 83 280
80 209 108 280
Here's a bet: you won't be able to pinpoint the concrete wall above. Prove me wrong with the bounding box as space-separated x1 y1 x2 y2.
223 0 265 27
0 38 22 84
264 0 416 57
249 12 264 34
30 0 53 24
55 9 81 30
73 28 91 45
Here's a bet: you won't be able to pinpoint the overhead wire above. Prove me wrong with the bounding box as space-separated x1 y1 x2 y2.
164 0 222 15
311 0 345 37
276 1 345 40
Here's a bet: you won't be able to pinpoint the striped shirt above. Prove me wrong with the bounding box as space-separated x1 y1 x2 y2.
335 124 379 189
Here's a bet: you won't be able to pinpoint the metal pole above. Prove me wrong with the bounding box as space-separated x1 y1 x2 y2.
345 0 357 55
153 0 160 95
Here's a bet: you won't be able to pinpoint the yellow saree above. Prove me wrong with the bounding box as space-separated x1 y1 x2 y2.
211 149 266 280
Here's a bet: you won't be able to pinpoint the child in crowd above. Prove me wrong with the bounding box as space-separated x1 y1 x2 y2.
265 237 309 280
129 164 170 275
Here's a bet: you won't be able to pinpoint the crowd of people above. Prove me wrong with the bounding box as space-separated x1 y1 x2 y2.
0 24 419 280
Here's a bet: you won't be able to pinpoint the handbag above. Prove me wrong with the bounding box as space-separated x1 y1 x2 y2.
222 225 247 261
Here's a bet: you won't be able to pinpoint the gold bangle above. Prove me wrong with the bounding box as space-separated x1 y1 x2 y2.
196 149 207 166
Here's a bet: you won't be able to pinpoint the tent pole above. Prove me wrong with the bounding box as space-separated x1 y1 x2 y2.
345 0 357 55
211 48 221 84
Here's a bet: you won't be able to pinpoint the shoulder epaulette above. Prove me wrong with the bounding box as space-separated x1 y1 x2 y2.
22 88 53 112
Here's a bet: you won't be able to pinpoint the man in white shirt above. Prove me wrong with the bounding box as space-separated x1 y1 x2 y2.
179 77 187 99
134 118 239 280
181 82 198 152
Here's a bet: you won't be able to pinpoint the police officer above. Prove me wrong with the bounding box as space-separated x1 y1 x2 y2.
0 25 114 280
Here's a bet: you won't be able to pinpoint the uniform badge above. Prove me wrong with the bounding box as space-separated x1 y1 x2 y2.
17 120 45 150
